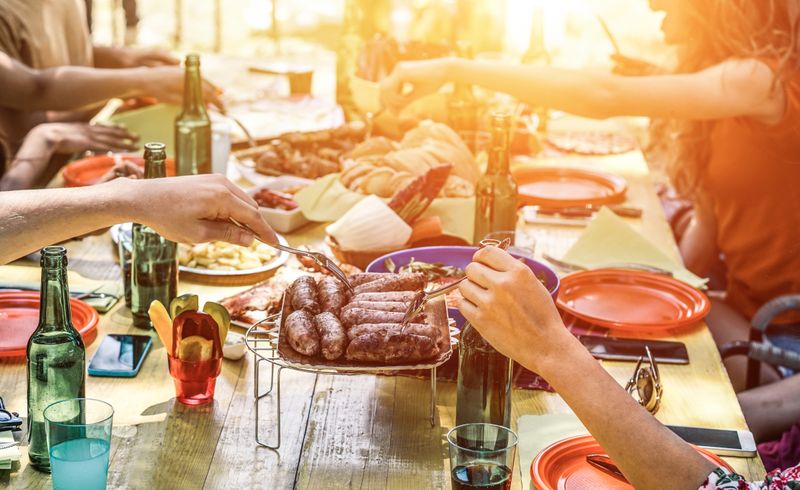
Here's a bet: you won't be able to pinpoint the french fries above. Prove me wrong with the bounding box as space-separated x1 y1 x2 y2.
178 240 277 271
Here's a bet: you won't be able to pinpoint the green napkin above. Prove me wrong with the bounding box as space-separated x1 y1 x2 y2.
294 173 476 245
107 103 181 157
561 207 708 288
517 413 589 490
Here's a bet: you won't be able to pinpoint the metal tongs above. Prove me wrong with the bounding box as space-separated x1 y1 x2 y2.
586 454 628 482
229 219 353 292
401 238 511 325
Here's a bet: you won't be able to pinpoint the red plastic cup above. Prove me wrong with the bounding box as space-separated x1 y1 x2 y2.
167 355 222 406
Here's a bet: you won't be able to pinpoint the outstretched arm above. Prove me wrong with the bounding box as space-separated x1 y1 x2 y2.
457 247 716 490
0 175 277 265
381 57 785 124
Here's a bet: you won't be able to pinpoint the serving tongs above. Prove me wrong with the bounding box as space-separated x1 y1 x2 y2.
401 238 511 325
228 218 353 292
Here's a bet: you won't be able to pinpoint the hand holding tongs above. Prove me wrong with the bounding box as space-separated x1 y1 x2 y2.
228 219 353 292
401 238 511 325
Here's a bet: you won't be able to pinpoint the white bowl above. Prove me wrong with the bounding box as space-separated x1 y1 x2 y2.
247 176 313 234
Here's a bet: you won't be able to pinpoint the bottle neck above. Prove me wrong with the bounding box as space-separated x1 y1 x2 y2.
183 66 206 115
487 133 510 175
38 259 72 331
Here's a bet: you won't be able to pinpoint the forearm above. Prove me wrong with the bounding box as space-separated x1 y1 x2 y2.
0 127 57 191
24 66 151 111
533 334 715 490
738 375 800 441
0 179 137 264
93 46 130 69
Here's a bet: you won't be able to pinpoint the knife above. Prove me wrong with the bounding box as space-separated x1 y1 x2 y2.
586 454 629 483
534 204 642 219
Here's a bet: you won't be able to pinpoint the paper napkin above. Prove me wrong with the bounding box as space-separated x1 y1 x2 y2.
0 430 20 470
517 413 589 490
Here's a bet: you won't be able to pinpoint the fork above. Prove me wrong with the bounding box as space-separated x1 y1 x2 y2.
228 218 354 292
400 238 511 325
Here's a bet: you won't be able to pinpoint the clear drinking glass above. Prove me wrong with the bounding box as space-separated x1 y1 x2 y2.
44 398 114 490
483 230 536 259
447 423 518 490
117 228 132 307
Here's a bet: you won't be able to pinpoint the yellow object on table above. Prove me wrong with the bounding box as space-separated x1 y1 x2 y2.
107 103 181 157
517 413 589 490
561 207 708 288
295 173 475 244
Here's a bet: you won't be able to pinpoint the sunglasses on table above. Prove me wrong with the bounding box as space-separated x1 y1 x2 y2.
0 397 22 432
624 346 663 414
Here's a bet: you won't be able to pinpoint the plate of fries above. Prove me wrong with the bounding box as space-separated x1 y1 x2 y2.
110 224 290 285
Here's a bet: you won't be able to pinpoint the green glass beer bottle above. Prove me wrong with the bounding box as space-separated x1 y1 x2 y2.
472 113 519 244
26 246 86 472
175 53 212 175
131 142 179 328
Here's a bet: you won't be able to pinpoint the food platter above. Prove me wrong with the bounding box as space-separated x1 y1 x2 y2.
110 223 290 285
512 167 628 208
531 434 732 490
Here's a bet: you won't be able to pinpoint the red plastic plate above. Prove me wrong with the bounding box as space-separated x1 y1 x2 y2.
62 155 176 187
531 434 732 490
0 291 99 359
556 269 710 332
512 167 628 208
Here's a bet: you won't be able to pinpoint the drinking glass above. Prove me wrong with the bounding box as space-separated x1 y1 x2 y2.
117 229 132 307
447 423 518 490
483 230 536 259
44 398 113 490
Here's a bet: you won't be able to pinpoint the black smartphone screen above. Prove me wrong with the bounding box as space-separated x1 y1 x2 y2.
89 334 152 373
579 336 689 364
667 426 742 449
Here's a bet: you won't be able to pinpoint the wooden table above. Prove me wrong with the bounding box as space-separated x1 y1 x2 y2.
0 147 765 489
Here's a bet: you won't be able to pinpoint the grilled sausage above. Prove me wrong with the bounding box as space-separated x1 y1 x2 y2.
341 308 407 327
352 291 417 303
317 276 348 316
347 323 440 344
289 276 320 313
285 309 320 356
345 331 438 363
314 312 347 360
341 301 409 315
352 273 426 295
349 273 388 287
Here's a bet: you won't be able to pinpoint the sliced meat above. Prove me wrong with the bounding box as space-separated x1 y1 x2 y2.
285 309 320 356
352 273 426 295
352 291 417 303
289 276 320 313
345 331 438 363
317 276 348 316
340 307 407 327
341 301 408 315
314 312 347 360
347 323 440 344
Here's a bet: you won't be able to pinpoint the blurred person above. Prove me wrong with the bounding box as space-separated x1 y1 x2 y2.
458 246 800 490
0 50 221 189
84 0 140 46
382 0 800 388
0 173 278 265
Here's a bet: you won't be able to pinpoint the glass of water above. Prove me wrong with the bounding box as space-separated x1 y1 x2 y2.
44 398 114 490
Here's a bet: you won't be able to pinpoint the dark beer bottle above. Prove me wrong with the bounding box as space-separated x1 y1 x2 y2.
455 321 513 428
26 246 86 472
472 113 518 245
131 143 179 328
175 53 212 175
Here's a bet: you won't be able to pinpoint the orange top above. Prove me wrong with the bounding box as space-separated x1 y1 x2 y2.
706 62 800 322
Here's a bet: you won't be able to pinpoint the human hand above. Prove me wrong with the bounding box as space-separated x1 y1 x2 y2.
39 122 139 153
121 47 179 68
457 247 571 373
139 66 225 111
96 157 144 183
610 54 660 77
379 58 452 113
126 174 277 247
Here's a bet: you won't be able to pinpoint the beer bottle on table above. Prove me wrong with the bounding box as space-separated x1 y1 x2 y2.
26 246 86 472
131 142 178 328
455 321 513 428
448 41 479 147
175 53 212 175
472 113 518 245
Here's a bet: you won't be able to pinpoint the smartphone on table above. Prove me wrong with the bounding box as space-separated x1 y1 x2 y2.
88 334 153 377
667 425 757 457
578 336 690 364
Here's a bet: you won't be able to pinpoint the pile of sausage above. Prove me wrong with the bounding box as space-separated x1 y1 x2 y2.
283 272 444 364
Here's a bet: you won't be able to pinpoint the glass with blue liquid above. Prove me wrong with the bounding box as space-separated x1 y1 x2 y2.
44 398 114 490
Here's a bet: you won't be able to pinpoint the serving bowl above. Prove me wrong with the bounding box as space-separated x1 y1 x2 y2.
366 246 560 328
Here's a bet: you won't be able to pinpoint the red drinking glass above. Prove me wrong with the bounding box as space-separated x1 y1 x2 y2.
168 310 223 405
